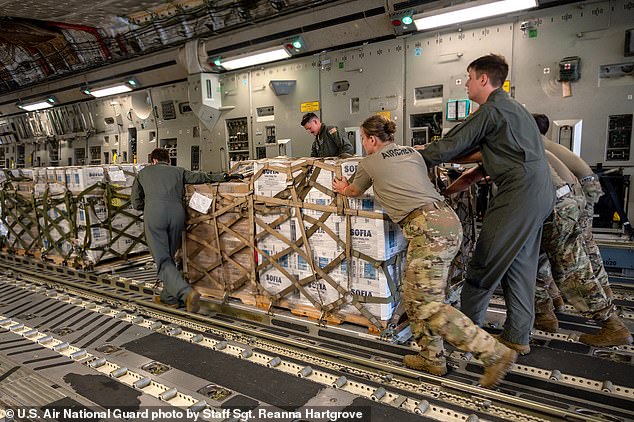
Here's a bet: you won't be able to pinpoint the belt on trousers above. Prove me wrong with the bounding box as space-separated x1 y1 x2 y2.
399 201 445 227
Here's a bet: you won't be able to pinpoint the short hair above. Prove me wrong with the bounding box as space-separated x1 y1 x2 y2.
361 114 396 143
301 112 318 126
150 148 170 163
468 54 509 88
532 113 550 135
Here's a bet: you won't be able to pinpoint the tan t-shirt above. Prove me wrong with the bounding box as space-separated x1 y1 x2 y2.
543 135 593 179
350 143 443 223
545 150 584 199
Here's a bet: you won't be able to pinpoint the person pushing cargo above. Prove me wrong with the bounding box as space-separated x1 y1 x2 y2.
332 114 516 387
418 54 555 355
131 148 230 313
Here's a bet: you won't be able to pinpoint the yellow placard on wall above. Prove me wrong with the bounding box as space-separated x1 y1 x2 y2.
300 101 320 113
503 80 511 93
376 111 391 120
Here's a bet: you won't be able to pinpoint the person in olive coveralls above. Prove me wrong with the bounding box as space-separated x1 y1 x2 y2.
419 54 555 355
131 148 227 312
301 112 354 158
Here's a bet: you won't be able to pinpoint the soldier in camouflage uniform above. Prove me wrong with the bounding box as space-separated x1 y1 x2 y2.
446 152 632 347
301 112 354 158
536 151 631 346
332 114 516 387
533 114 612 298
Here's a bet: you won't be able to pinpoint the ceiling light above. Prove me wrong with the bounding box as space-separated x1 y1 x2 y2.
414 0 537 31
85 83 133 98
17 96 57 111
220 46 291 71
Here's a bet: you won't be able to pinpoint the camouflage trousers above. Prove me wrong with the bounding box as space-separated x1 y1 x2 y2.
535 253 561 313
580 180 610 290
539 194 612 320
401 202 503 366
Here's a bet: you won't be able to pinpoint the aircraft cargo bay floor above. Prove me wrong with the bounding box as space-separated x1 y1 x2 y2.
0 254 633 422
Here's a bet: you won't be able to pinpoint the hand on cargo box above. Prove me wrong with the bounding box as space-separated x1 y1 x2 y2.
226 173 244 181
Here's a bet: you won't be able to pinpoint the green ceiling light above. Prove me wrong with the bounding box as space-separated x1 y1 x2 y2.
284 35 307 54
391 9 415 34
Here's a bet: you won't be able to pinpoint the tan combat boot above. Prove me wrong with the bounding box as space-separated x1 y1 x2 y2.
403 354 447 376
579 315 633 347
534 310 559 333
153 296 179 309
494 335 531 355
552 296 565 313
186 289 201 313
480 346 517 388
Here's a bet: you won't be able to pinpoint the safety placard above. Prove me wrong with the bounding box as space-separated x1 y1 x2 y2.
300 101 320 112
376 111 391 120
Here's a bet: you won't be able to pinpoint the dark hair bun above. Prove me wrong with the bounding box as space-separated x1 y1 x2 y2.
384 120 397 135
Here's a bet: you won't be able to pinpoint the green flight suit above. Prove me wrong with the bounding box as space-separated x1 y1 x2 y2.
420 88 555 345
310 124 354 158
131 162 224 305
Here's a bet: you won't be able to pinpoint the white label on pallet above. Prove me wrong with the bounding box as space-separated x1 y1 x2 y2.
189 192 212 214
108 169 127 182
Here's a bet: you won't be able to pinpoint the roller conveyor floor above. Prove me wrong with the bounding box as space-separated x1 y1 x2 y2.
0 253 633 422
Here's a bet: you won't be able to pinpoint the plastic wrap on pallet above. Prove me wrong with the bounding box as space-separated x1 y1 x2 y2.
1 178 40 252
75 195 112 264
1 165 148 266
35 180 74 260
105 164 136 187
184 182 256 301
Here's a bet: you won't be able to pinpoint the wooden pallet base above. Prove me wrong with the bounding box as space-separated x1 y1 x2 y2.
195 287 262 308
255 296 389 334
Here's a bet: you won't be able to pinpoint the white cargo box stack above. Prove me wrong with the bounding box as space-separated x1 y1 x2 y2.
105 164 136 187
295 248 343 309
339 158 380 212
34 168 67 197
256 211 301 300
111 217 147 256
66 166 105 194
348 216 405 261
39 205 73 258
76 198 111 263
253 158 308 198
77 226 112 263
341 256 402 320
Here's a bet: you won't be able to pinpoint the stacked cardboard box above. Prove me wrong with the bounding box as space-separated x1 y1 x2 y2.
183 182 255 302
252 157 407 329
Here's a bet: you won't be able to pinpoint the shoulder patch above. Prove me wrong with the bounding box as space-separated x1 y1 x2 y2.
328 127 338 135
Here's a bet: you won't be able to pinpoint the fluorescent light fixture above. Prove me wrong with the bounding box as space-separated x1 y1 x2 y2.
17 96 57 111
86 83 133 98
414 0 537 31
220 46 291 71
